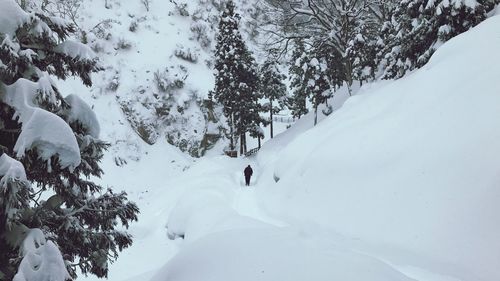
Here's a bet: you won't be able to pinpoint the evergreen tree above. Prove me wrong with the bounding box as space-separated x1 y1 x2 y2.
287 39 311 119
213 0 261 154
307 49 332 126
347 26 378 85
213 0 240 151
247 93 267 149
0 1 139 279
260 57 287 139
287 39 341 124
234 46 262 154
380 0 499 79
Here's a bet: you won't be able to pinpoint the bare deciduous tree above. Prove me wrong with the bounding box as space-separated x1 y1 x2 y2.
259 0 395 93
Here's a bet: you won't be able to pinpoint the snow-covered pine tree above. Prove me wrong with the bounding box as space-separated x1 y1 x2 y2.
260 57 287 139
380 0 499 79
213 0 261 154
247 89 267 150
0 1 139 279
287 39 311 119
307 46 333 126
347 25 377 85
213 0 242 151
233 43 261 154
315 41 345 91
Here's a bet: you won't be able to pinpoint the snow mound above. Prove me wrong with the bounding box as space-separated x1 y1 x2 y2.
167 188 270 243
14 229 70 281
55 40 97 61
152 228 415 281
261 15 500 281
63 94 100 138
0 153 27 187
0 0 30 36
2 78 81 170
155 155 415 281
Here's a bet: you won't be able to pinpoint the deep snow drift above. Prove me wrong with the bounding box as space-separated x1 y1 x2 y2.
78 10 500 281
257 15 500 281
150 14 500 281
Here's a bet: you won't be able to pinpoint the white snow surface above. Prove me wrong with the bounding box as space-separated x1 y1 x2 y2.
152 228 415 281
14 229 70 281
63 94 100 138
259 15 500 281
0 153 27 187
54 40 97 61
75 6 500 281
1 77 81 170
0 0 30 36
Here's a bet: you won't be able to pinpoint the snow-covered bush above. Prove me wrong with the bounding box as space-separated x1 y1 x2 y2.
170 0 189 16
174 45 199 63
105 69 121 92
90 19 117 40
129 20 139 32
190 21 212 49
0 1 138 279
198 0 226 11
116 37 133 50
154 65 188 93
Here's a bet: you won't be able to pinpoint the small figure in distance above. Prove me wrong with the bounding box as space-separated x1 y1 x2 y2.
244 165 253 186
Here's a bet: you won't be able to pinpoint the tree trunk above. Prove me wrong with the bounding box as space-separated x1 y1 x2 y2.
243 133 247 154
270 99 274 139
258 136 261 149
229 114 235 151
345 60 353 96
314 104 318 126
240 133 244 155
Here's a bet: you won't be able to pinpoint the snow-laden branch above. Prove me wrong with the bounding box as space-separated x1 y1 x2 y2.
12 228 70 281
0 75 81 170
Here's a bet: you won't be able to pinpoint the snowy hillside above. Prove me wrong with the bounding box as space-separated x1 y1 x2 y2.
4 0 500 280
77 12 500 281
59 0 264 159
257 15 500 281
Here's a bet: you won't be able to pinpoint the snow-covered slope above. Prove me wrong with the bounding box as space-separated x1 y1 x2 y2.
256 14 500 281
144 14 500 281
58 0 264 158
71 3 500 281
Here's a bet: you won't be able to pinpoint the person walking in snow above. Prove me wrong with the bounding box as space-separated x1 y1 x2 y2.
244 165 253 186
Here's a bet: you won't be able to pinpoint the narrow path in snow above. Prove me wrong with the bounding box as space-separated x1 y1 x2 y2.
230 159 288 227
225 156 466 281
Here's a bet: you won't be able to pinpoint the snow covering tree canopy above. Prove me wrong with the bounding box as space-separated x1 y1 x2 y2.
380 0 500 79
260 57 287 138
213 0 262 154
0 0 138 280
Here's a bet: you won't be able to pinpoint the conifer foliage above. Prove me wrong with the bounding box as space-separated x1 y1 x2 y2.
307 44 335 126
287 39 311 120
287 40 343 125
260 57 286 139
0 1 139 280
213 0 262 154
380 0 499 79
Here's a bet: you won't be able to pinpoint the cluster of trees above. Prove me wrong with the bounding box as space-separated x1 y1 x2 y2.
212 0 287 154
214 0 499 149
262 0 499 121
0 1 138 280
